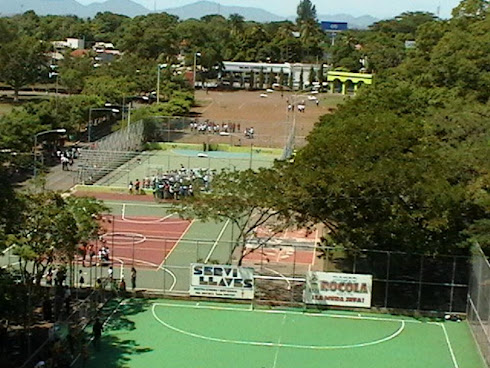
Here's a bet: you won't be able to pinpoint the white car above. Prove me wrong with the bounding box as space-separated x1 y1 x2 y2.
260 93 268 98
308 95 318 101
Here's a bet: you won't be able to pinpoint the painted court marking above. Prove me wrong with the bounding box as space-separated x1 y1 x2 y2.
204 219 230 263
122 203 178 224
101 232 146 245
151 302 405 350
114 256 178 291
158 219 195 270
273 314 287 368
149 302 460 367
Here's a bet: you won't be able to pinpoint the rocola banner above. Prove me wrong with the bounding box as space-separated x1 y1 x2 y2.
189 263 254 300
304 271 372 308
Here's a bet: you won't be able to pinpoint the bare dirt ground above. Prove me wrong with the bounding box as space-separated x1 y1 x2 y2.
187 90 345 148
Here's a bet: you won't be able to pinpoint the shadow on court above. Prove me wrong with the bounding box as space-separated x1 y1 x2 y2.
80 298 154 368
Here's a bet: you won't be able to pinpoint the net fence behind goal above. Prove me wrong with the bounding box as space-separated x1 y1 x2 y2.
467 243 490 367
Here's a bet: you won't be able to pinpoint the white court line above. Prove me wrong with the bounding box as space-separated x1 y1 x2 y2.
122 212 176 225
153 301 420 323
440 323 460 368
115 256 178 291
273 315 287 368
199 99 215 113
151 303 405 350
204 219 230 263
104 200 174 208
158 219 195 270
101 232 146 245
1 245 15 255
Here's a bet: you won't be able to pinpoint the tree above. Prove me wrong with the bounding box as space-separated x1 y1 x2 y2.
82 75 137 104
308 66 316 86
258 67 265 89
116 13 180 59
282 82 490 255
176 169 298 265
299 68 304 90
279 68 285 87
249 71 255 90
58 52 94 94
288 70 294 89
318 63 324 90
8 193 106 287
452 0 489 19
0 36 47 101
296 0 317 25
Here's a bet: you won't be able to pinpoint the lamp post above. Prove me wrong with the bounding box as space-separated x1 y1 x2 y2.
156 63 167 104
88 108 120 143
33 128 66 178
193 52 201 89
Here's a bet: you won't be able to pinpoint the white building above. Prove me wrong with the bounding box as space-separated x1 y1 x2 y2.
220 61 322 89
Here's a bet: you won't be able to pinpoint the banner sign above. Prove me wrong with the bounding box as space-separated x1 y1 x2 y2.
304 272 372 308
320 21 348 32
190 263 254 300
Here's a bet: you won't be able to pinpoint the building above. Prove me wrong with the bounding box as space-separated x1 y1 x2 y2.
220 61 322 89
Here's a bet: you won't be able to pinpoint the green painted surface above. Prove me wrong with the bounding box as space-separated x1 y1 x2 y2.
99 147 280 188
80 299 486 368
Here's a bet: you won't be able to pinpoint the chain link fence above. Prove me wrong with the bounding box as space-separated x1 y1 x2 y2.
107 240 470 313
468 244 490 367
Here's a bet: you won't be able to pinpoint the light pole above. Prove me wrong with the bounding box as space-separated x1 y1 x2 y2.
88 107 120 143
33 128 66 178
193 52 201 89
156 63 167 104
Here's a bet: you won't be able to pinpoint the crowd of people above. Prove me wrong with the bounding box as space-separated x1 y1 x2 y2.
53 146 81 171
128 167 214 200
189 120 240 134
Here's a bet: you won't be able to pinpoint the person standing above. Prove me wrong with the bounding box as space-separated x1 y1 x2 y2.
128 181 134 194
135 179 141 194
92 318 103 350
131 267 137 290
79 270 85 288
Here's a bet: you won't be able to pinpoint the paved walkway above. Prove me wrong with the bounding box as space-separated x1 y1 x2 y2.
43 161 79 191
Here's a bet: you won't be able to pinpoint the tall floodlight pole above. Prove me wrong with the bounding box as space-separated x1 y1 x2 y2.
156 63 167 104
33 128 67 178
193 52 201 89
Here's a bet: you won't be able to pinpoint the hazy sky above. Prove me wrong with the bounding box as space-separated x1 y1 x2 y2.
77 0 462 19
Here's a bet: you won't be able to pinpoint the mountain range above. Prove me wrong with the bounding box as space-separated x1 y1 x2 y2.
1 0 378 28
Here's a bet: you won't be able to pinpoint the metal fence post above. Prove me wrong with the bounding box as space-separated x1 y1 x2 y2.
449 257 457 312
384 252 391 309
417 255 424 310
163 239 167 295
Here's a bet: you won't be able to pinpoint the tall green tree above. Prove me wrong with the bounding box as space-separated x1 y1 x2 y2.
296 0 317 25
258 67 265 89
176 169 297 265
0 36 47 101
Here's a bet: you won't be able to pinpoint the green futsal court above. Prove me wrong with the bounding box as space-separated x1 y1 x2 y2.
80 298 485 368
97 146 282 188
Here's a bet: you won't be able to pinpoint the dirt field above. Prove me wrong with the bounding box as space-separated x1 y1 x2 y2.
188 90 345 148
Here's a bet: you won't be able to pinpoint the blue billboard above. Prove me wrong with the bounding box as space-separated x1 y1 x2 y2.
321 21 348 32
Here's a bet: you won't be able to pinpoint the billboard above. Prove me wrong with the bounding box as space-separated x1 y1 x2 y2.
304 271 372 308
190 263 254 300
321 21 348 32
